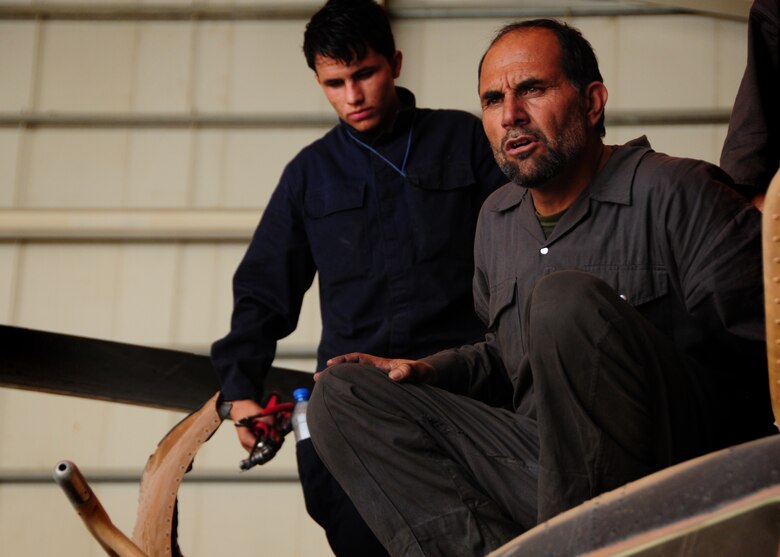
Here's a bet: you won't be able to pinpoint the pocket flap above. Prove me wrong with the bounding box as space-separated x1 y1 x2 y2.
488 278 517 328
304 181 366 218
406 161 475 191
579 266 668 306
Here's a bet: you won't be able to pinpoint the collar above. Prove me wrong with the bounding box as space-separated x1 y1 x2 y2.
493 136 654 213
587 136 652 205
341 87 416 145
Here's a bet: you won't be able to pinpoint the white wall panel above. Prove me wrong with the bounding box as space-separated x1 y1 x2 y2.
225 21 326 114
218 128 327 208
133 23 194 112
614 16 720 110
20 129 130 207
0 483 140 557
173 244 224 345
193 22 235 112
14 243 120 337
172 243 322 351
176 483 332 557
112 244 179 344
203 240 323 359
395 18 504 111
570 17 619 95
0 129 22 206
0 390 179 470
209 243 246 338
0 243 20 323
18 128 329 209
125 130 193 207
0 22 37 112
37 22 138 113
192 130 231 206
609 124 729 165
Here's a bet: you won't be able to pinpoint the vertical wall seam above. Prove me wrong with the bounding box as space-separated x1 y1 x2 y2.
185 17 199 208
7 240 24 325
13 17 46 208
122 21 142 207
218 19 237 208
169 240 184 349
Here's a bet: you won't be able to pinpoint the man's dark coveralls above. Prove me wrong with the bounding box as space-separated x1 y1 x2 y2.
211 87 506 555
309 137 777 556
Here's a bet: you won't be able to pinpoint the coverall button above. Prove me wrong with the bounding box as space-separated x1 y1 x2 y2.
540 247 549 255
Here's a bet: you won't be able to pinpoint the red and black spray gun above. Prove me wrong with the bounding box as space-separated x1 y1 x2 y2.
235 393 294 470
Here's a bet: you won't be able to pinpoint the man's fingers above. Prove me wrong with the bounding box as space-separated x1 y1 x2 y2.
326 352 362 366
388 363 411 382
235 427 256 453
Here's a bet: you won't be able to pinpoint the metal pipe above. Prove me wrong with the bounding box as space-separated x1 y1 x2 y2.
0 109 731 130
0 208 259 241
0 3 699 22
53 460 148 557
0 112 337 129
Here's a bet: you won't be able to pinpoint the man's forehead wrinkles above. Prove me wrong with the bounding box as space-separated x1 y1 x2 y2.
482 70 536 94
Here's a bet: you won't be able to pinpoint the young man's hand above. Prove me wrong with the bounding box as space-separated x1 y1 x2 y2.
229 398 272 452
318 352 437 384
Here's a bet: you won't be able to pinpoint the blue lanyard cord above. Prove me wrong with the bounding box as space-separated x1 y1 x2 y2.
347 118 414 178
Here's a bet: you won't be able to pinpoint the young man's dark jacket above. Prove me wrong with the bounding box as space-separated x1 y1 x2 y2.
211 86 506 556
212 87 506 399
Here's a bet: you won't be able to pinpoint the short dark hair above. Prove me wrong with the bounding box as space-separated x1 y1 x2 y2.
303 0 396 70
479 19 606 137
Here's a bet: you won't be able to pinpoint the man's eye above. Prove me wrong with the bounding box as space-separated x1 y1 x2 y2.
482 96 501 107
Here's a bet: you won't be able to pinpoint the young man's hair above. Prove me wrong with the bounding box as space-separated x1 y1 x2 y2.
478 19 606 137
303 0 396 70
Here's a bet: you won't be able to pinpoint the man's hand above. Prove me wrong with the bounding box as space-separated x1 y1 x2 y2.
317 352 437 384
229 398 272 453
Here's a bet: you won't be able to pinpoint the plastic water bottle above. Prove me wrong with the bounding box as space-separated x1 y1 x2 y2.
292 387 310 442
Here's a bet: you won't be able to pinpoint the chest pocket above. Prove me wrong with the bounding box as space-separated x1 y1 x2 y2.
304 180 370 281
487 277 527 372
405 162 477 264
577 266 669 307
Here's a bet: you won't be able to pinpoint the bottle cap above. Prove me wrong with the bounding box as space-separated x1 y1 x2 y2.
293 387 311 402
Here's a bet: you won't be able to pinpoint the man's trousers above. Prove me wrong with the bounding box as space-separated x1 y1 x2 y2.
307 272 723 556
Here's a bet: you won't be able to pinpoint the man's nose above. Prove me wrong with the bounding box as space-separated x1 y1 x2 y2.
346 81 364 105
502 95 529 128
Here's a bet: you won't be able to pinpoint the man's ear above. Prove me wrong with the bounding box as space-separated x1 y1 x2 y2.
584 81 608 128
392 50 403 79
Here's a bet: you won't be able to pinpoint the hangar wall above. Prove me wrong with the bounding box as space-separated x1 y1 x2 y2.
0 2 749 555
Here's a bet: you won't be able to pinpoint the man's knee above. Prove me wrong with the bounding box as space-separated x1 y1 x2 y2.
308 363 384 439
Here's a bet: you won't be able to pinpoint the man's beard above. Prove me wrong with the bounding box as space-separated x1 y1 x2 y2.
494 115 586 189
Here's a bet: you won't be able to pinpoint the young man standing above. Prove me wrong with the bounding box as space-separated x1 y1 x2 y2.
309 19 776 556
210 1 507 555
